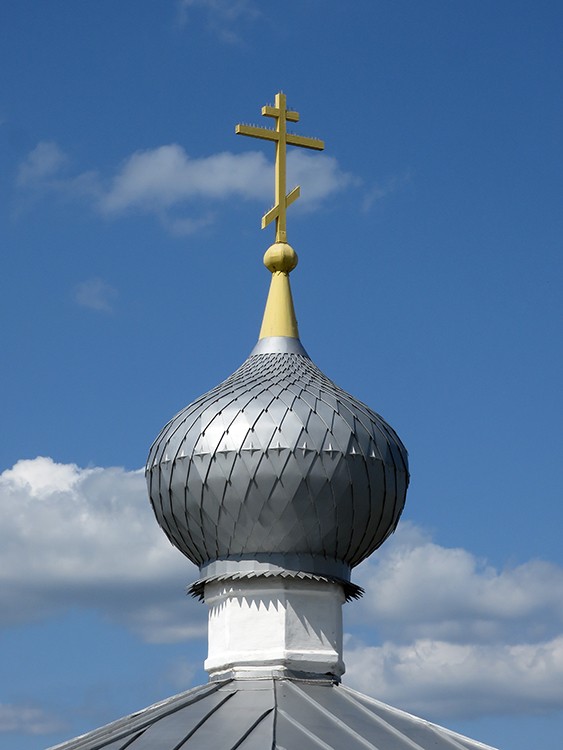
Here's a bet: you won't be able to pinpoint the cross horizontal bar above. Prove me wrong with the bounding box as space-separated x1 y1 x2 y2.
262 105 300 122
235 124 279 142
286 133 325 151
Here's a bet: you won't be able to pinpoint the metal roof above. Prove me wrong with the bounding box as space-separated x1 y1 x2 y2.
146 336 409 581
47 677 498 750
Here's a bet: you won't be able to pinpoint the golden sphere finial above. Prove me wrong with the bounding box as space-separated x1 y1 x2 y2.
263 242 298 274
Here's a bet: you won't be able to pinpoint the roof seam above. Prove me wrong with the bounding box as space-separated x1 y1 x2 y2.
45 681 230 750
171 690 237 749
285 681 380 750
337 687 440 750
229 706 275 750
276 707 335 750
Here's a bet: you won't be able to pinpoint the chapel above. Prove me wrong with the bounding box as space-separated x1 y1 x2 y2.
49 92 497 750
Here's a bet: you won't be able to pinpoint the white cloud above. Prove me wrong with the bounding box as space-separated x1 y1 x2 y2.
287 150 359 209
14 141 101 213
99 145 352 216
162 212 215 237
16 141 68 187
340 524 563 718
16 141 354 235
0 457 204 642
99 146 269 213
177 0 260 44
73 277 118 313
345 636 563 720
0 703 63 735
3 457 562 720
352 523 563 645
3 455 80 495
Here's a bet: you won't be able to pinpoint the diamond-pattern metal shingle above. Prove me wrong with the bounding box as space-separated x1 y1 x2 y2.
146 337 409 582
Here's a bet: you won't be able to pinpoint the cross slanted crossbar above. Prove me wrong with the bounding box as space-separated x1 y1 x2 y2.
236 92 324 243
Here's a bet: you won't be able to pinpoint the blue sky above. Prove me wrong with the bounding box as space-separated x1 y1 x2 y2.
1 2 562 748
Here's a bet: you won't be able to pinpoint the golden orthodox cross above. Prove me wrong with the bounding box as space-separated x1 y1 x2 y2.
236 92 324 243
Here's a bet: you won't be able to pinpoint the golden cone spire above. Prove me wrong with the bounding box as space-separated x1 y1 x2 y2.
236 92 324 339
259 242 299 339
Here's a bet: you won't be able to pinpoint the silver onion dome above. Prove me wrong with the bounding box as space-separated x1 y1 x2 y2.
146 336 409 590
147 93 409 596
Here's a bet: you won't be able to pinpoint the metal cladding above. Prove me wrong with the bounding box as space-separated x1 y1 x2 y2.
46 677 499 750
146 336 409 583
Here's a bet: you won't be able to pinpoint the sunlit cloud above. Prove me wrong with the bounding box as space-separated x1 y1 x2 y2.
0 703 64 735
15 141 354 236
352 523 563 645
0 457 203 643
341 524 563 718
345 636 563 720
16 141 68 187
99 146 270 213
2 457 563 720
73 277 118 313
176 0 260 44
99 145 353 215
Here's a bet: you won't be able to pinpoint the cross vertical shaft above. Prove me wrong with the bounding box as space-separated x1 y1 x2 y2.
274 92 288 242
236 91 324 243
